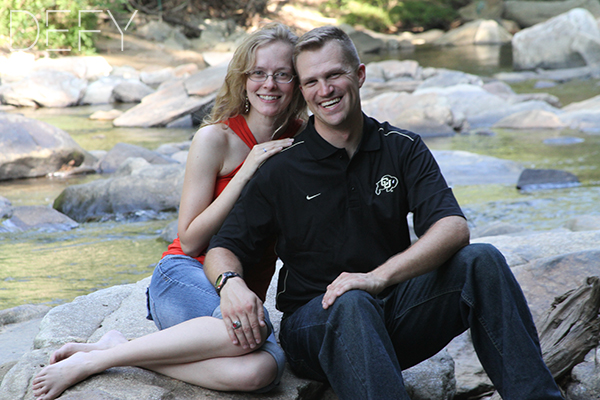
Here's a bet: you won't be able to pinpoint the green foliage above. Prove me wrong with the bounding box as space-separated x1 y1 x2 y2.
342 1 393 32
1 0 128 54
322 0 460 32
390 1 458 31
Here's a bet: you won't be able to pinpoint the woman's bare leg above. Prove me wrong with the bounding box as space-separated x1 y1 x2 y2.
50 330 128 364
32 316 272 400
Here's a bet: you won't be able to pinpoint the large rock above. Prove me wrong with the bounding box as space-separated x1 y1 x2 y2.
32 56 112 81
53 162 185 222
566 348 600 399
0 70 87 107
1 206 78 232
0 274 457 400
113 80 215 127
81 76 124 105
503 0 600 28
98 143 177 173
516 168 580 191
492 109 566 129
432 150 524 186
512 8 600 70
0 113 88 181
433 19 512 46
362 92 457 137
112 79 155 103
183 65 228 96
414 84 511 128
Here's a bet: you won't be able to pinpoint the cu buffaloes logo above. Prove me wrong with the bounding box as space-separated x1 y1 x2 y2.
375 175 398 195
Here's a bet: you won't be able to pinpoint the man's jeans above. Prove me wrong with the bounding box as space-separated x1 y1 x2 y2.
279 243 563 400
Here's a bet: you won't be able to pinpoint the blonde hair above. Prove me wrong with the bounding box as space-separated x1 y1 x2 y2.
203 22 306 131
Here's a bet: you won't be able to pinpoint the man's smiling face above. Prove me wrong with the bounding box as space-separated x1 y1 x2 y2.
296 41 365 135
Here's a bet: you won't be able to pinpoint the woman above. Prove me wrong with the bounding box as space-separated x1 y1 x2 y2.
32 22 306 400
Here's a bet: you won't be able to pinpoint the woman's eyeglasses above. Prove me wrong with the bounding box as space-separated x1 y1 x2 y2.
247 70 295 84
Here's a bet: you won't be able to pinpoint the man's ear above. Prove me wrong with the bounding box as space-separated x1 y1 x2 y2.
357 64 366 88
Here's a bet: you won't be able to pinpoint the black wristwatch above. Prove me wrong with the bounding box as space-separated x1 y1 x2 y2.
214 271 242 295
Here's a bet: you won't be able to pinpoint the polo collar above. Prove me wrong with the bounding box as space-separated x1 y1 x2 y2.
304 114 381 160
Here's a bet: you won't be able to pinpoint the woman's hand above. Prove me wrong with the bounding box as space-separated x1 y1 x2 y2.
235 138 294 183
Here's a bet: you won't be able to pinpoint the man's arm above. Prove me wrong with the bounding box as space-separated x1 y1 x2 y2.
322 215 470 309
204 247 266 349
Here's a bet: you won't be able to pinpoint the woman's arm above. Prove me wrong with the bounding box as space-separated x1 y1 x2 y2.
178 124 293 257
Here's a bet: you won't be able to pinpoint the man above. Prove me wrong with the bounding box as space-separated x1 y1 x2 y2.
205 26 563 399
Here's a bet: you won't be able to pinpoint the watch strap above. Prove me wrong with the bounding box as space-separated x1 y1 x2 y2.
215 271 241 295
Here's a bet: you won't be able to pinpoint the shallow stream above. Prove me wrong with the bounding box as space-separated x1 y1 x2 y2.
1 44 599 311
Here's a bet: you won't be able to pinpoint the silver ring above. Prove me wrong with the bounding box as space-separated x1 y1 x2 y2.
263 148 267 153
232 320 242 330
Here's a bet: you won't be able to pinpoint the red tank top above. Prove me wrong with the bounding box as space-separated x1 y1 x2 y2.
162 114 301 301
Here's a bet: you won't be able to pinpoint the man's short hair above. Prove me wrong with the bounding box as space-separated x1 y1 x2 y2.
293 26 361 71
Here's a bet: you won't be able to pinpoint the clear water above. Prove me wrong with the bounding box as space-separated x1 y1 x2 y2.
1 45 599 311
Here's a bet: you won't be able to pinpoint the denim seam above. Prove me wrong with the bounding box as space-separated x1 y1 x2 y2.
461 292 503 356
326 321 369 397
156 260 218 295
391 286 463 322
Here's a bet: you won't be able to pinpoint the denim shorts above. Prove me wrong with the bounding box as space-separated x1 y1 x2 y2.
146 254 285 392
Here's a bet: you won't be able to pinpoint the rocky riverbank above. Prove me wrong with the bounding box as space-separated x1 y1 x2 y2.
2 3 600 399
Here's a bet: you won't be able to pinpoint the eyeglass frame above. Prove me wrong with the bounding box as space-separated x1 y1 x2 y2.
246 70 296 84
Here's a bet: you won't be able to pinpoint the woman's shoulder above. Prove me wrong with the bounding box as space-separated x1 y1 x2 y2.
191 122 233 151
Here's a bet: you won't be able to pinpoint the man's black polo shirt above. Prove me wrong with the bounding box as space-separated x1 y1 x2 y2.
209 114 464 315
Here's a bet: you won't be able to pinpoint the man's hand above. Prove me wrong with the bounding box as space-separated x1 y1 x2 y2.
322 271 386 309
220 278 266 349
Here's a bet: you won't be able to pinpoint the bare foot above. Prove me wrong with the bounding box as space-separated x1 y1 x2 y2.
50 330 127 364
32 351 101 400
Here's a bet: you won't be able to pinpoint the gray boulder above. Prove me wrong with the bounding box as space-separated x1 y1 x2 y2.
362 92 457 137
98 143 178 174
0 272 462 400
516 168 580 191
0 113 88 181
53 162 185 222
416 69 484 90
113 80 216 127
1 206 78 232
365 59 422 83
472 230 600 267
513 249 600 322
81 76 124 105
503 0 600 28
32 56 112 81
433 19 512 46
1 70 87 107
559 109 600 133
469 100 561 128
512 8 600 70
566 348 600 399
112 80 155 103
492 109 566 129
432 150 524 186
183 65 228 96
414 84 511 128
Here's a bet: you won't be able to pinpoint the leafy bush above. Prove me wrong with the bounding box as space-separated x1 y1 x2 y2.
390 1 458 31
322 0 460 33
1 0 128 54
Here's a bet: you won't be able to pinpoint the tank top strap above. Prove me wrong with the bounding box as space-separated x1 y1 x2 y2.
227 114 257 149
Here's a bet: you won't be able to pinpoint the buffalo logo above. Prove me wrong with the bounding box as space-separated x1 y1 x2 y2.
375 175 398 195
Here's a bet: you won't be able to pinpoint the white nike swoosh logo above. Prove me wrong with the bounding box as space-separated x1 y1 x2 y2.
306 193 321 200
